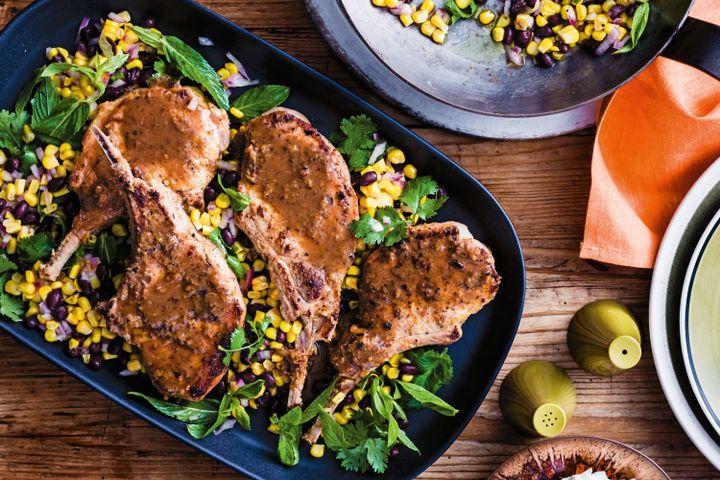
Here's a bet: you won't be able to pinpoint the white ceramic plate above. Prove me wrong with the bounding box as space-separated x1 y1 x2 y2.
680 206 720 438
650 157 720 470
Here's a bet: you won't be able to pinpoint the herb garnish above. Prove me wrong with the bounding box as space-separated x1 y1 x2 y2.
217 174 251 212
0 109 29 156
218 314 271 367
330 114 378 170
0 272 25 322
131 26 230 110
350 207 408 247
444 0 479 24
16 232 55 262
230 85 290 121
129 379 264 439
614 0 650 54
208 228 247 281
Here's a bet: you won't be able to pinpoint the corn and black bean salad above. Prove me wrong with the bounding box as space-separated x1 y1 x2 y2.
0 10 458 475
372 0 651 67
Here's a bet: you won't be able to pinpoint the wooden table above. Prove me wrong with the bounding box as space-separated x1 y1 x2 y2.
0 1 717 478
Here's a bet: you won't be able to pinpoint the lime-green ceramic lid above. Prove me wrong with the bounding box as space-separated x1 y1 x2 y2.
608 335 642 370
532 403 566 437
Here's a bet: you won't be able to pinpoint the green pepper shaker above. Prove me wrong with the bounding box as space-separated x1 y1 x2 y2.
499 360 576 437
568 299 642 377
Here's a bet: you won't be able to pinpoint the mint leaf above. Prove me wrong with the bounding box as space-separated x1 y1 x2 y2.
186 393 232 439
397 381 458 416
132 27 229 110
233 379 265 399
31 98 89 143
217 174 250 211
95 232 118 266
128 391 220 424
405 347 454 402
615 2 650 54
230 85 290 120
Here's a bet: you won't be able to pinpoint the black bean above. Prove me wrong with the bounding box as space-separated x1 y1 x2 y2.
262 372 276 389
54 305 68 321
583 38 601 53
509 0 526 15
536 52 555 68
255 391 271 408
221 227 235 246
23 315 38 329
77 277 92 295
141 17 157 28
89 353 103 370
400 364 419 375
46 289 63 309
124 67 141 84
558 43 570 53
276 330 286 343
240 371 256 384
222 170 239 187
96 264 108 281
515 29 533 47
204 186 218 204
107 337 123 355
503 27 514 45
67 346 81 358
397 418 410 429
47 177 66 192
526 0 537 7
89 342 101 354
105 85 126 101
22 211 39 225
313 378 329 392
0 199 5 210
80 25 100 43
138 51 157 66
7 157 20 172
13 201 28 220
246 303 263 318
215 380 228 395
625 3 637 16
359 171 378 186
609 4 625 19
535 26 554 38
389 446 400 458
547 14 562 26
87 290 100 304
61 195 80 217
359 396 371 409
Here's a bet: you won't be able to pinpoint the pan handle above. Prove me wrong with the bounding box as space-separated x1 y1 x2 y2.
661 17 720 80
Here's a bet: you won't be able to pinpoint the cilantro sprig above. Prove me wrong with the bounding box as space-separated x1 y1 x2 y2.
0 109 29 156
0 272 25 322
217 314 271 367
350 176 448 247
330 114 378 170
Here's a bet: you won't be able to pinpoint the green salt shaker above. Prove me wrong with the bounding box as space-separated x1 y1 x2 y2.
568 299 642 377
499 360 576 437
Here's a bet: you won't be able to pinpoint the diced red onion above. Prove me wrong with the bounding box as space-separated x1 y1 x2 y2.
435 8 451 24
89 256 101 268
187 96 199 111
384 171 407 188
242 268 254 292
566 7 577 26
504 45 525 67
368 141 387 165
110 79 126 88
221 209 233 229
29 164 40 178
226 52 252 80
39 301 51 316
613 18 622 24
126 43 141 60
198 36 215 46
613 35 630 50
107 12 126 23
390 4 413 15
35 147 44 160
75 16 90 44
240 399 249 407
214 418 236 435
257 350 271 361
119 369 138 377
504 0 511 17
595 26 620 55
222 73 259 89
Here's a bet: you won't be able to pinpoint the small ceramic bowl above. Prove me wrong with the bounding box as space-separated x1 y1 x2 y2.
490 436 669 480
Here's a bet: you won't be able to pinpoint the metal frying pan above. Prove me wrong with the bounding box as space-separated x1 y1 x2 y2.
305 0 719 137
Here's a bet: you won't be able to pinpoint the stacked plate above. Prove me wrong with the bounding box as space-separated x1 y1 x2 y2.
650 158 720 469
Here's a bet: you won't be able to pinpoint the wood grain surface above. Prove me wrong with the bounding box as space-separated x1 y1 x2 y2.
0 1 717 479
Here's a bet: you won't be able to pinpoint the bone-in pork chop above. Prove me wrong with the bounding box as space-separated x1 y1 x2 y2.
234 110 358 406
93 127 244 401
304 221 500 443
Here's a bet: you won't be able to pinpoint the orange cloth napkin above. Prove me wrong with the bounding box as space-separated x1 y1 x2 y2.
580 0 720 269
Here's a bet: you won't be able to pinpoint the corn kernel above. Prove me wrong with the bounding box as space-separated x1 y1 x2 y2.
491 27 505 42
44 329 58 342
286 332 296 344
420 0 434 11
22 124 35 143
602 0 615 12
23 191 38 207
78 296 92 312
334 412 349 425
310 444 325 458
229 107 244 120
576 4 588 21
540 0 561 16
411 9 429 24
402 164 417 179
42 155 60 170
401 374 415 382
536 15 549 27
371 0 386 6
6 238 16 255
538 37 555 53
430 14 448 32
279 320 292 333
594 14 608 31
250 362 264 376
266 326 278 340
526 41 540 55
496 14 511 28
515 14 534 31
77 320 93 335
386 367 400 379
111 223 128 237
432 29 447 44
399 13 414 27
215 193 231 209
592 30 607 41
478 9 496 25
455 0 470 7
127 359 142 371
558 25 580 44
